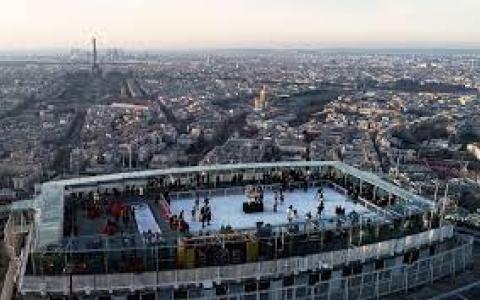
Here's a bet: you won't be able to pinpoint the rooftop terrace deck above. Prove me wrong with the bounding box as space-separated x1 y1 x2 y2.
18 161 435 251
66 182 382 246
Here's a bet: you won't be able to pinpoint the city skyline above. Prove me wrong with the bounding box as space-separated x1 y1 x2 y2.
1 0 480 50
2 2 480 299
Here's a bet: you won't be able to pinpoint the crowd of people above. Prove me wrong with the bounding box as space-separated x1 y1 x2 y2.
169 210 190 232
280 187 328 224
63 191 139 238
183 183 334 230
101 201 135 236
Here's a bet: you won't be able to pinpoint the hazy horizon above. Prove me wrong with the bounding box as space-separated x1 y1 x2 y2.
1 0 479 50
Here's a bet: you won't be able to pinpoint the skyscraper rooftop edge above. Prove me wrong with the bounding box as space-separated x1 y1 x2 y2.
5 161 472 299
22 161 435 251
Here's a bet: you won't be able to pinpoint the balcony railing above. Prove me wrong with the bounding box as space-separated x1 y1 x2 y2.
19 225 456 295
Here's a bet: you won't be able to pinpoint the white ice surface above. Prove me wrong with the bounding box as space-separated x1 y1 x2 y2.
132 203 162 234
169 187 374 232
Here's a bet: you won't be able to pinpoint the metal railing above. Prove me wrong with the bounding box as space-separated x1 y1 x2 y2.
19 234 473 299
212 238 471 300
19 225 456 295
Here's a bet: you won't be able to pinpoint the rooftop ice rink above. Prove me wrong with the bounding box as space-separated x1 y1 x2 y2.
19 161 434 249
169 185 377 232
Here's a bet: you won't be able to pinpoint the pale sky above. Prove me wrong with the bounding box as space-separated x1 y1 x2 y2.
0 0 479 49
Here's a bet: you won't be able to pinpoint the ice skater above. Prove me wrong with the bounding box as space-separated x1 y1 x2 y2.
287 205 294 222
259 186 264 201
206 205 212 226
317 188 324 203
273 197 278 213
192 198 200 219
200 202 212 228
317 200 324 218
200 205 206 228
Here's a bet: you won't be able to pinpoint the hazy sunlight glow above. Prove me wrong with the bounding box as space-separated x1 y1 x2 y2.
0 0 479 49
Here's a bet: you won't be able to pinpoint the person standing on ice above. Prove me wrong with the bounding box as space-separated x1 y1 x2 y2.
205 205 212 226
194 195 200 207
287 205 294 222
317 200 324 218
273 197 278 213
200 205 206 228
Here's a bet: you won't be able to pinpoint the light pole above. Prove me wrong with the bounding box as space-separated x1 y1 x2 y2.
64 263 74 300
